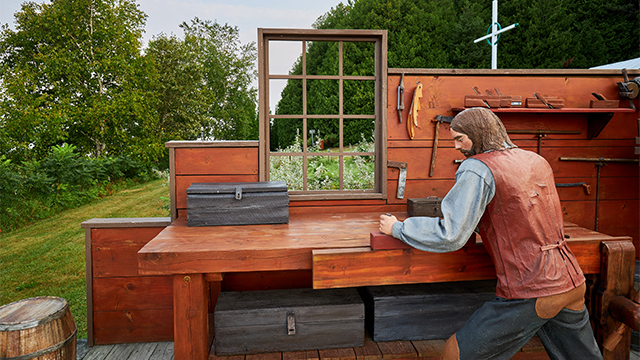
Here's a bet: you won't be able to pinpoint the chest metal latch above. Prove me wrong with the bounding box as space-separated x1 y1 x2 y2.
286 311 296 335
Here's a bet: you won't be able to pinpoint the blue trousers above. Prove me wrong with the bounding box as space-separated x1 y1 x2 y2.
456 297 603 360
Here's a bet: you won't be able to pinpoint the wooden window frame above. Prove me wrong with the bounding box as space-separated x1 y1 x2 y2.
258 29 388 200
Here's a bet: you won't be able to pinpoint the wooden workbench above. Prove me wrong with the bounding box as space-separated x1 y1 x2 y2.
137 212 634 360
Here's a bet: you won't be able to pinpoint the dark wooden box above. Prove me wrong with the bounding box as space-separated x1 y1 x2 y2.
214 288 364 355
359 280 496 342
407 197 442 217
186 181 289 227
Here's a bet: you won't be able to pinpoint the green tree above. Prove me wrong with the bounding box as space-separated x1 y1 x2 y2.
180 18 259 141
0 0 157 162
146 33 206 144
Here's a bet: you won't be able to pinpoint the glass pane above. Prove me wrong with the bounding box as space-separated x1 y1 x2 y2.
270 154 303 191
343 118 375 152
306 41 339 76
343 155 376 190
307 79 339 115
269 118 303 152
273 79 302 115
344 80 375 115
307 156 339 190
307 118 339 153
343 41 375 76
269 41 303 76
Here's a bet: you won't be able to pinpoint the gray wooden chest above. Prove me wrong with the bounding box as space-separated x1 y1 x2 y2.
359 280 496 342
186 181 289 227
214 288 364 355
407 196 443 217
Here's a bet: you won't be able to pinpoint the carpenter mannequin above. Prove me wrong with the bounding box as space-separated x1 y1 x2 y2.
379 108 603 360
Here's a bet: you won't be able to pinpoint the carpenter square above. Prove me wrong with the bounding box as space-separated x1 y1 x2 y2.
387 161 408 199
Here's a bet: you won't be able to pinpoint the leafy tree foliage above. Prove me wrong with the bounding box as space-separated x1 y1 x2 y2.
271 0 638 148
181 18 259 141
145 33 206 144
0 0 155 162
145 19 259 146
1 2 258 166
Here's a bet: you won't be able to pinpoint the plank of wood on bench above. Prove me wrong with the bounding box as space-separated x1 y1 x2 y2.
410 340 445 358
376 341 417 359
283 350 320 360
318 347 357 360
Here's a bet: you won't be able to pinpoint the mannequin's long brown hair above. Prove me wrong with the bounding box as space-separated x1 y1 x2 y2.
450 107 515 156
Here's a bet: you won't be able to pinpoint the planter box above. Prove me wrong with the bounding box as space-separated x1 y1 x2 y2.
359 280 496 342
186 181 288 226
214 288 364 355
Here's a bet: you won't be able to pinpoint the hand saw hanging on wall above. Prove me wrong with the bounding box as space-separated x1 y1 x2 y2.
407 82 423 139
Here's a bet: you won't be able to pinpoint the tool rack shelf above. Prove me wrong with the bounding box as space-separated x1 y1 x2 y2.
451 107 638 139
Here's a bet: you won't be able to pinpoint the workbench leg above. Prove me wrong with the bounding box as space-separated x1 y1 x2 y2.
173 273 209 360
597 241 635 360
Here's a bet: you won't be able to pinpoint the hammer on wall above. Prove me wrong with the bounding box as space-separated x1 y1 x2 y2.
429 115 454 177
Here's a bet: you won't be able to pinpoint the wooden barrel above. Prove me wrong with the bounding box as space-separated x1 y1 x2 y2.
0 296 76 360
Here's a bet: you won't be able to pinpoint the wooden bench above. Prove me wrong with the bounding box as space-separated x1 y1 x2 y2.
137 212 634 360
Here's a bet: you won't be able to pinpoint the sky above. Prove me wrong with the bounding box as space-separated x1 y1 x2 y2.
0 0 344 111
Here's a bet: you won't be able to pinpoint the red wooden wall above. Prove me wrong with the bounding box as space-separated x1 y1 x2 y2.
385 70 639 255
82 218 173 345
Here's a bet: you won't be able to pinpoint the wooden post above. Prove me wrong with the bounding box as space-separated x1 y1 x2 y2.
597 241 635 360
173 273 209 360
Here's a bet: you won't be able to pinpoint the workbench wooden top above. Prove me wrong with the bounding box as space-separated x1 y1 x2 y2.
137 212 629 277
138 212 380 275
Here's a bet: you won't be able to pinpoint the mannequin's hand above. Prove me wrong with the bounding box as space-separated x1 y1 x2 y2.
379 213 397 235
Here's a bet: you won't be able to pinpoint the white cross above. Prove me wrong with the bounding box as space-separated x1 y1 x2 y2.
473 1 519 69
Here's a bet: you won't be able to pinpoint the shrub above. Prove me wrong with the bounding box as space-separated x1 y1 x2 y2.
0 144 159 233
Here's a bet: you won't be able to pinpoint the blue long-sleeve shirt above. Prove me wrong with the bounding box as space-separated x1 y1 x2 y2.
391 158 496 253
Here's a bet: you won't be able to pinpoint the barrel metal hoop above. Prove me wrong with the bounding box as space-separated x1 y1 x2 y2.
1 327 77 360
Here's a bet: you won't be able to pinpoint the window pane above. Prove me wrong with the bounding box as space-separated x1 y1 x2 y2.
344 118 375 152
269 41 303 76
269 118 303 152
343 155 376 190
306 41 339 76
307 156 339 190
344 80 375 115
307 118 339 153
270 154 303 191
307 79 339 115
343 41 375 76
273 79 303 115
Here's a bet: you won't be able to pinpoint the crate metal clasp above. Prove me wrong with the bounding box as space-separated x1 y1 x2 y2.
235 186 243 200
286 311 296 335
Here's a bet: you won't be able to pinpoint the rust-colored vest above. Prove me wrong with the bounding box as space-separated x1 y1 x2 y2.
472 148 585 299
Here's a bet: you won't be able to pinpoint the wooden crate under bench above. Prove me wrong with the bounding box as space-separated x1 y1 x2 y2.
359 280 497 342
214 288 365 356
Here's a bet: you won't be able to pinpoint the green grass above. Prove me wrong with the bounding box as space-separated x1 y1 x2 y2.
0 178 170 340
